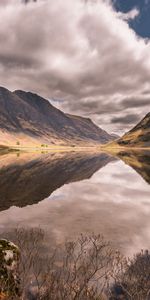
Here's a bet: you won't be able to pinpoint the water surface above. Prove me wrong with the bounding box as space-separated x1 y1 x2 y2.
0 150 149 256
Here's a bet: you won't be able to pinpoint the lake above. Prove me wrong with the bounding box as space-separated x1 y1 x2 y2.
0 150 150 257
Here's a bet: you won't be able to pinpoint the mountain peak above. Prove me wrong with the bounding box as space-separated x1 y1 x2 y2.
0 86 11 94
14 89 44 99
0 86 115 147
0 86 9 91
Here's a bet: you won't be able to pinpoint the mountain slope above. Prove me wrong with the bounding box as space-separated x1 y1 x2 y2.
105 113 150 149
0 87 114 147
117 113 150 148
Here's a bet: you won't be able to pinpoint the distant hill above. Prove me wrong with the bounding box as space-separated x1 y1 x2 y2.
0 87 115 147
105 113 150 149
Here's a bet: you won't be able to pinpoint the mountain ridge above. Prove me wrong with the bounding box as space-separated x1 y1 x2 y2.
0 86 115 147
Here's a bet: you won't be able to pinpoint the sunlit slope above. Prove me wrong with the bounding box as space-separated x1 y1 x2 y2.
105 113 150 149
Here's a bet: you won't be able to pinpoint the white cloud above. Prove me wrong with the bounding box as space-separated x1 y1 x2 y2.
118 7 140 21
0 0 149 132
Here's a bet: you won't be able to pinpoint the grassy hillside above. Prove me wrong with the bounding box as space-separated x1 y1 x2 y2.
104 113 150 149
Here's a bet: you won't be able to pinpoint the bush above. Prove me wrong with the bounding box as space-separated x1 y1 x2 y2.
110 250 150 299
1 229 150 300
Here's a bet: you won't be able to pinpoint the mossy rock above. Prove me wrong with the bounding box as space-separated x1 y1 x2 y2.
0 239 20 298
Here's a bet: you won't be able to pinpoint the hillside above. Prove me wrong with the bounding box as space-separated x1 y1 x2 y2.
0 87 114 147
117 113 150 148
105 113 150 149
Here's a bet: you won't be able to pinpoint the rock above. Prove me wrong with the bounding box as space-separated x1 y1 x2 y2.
0 239 20 298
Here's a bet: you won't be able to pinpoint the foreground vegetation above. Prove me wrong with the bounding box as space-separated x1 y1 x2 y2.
0 228 150 300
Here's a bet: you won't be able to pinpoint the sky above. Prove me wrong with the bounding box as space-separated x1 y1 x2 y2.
0 0 150 134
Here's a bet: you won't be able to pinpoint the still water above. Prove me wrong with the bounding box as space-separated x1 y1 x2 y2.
0 150 150 256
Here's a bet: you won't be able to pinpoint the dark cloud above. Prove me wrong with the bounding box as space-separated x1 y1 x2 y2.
111 114 139 124
121 97 150 109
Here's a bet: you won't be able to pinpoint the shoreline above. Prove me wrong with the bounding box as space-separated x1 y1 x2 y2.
0 144 150 154
101 146 150 151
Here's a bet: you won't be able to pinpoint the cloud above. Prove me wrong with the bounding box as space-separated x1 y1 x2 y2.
121 96 150 109
0 0 150 133
111 114 139 125
118 7 140 21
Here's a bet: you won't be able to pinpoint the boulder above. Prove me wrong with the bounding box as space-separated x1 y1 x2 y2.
0 239 20 299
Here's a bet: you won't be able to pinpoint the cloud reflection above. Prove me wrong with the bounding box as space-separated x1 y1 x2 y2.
0 156 149 257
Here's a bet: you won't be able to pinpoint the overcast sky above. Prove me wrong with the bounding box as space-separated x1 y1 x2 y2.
0 0 150 134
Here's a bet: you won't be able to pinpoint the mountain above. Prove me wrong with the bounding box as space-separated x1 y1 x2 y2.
0 151 116 211
105 113 150 149
0 87 114 147
117 113 150 148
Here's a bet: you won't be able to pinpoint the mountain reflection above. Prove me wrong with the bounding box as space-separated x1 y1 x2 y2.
0 150 150 212
0 151 116 211
115 150 150 184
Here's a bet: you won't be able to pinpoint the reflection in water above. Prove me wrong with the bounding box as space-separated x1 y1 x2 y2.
115 150 150 184
0 150 150 256
0 151 115 211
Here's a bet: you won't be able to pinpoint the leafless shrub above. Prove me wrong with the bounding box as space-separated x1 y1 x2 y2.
0 228 150 300
1 229 112 299
39 233 113 300
110 250 150 300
